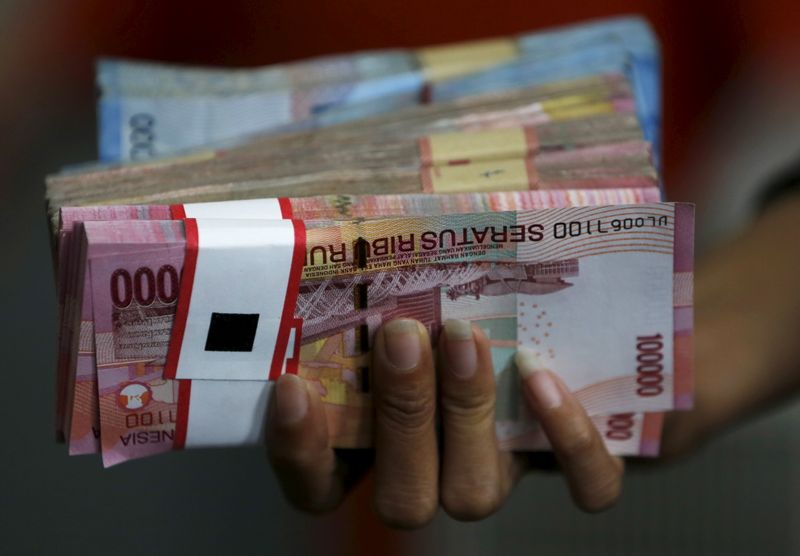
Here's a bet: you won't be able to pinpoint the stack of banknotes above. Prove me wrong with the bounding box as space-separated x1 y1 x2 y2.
47 16 694 467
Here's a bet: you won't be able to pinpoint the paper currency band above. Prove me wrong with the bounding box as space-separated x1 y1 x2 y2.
169 198 293 220
173 380 274 450
164 209 305 382
419 158 540 193
417 126 539 166
174 381 192 449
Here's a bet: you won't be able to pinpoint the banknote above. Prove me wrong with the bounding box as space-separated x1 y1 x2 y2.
99 70 425 162
54 75 641 193
97 16 657 161
54 157 658 212
98 17 654 96
47 119 652 223
276 16 658 135
98 62 627 163
86 73 635 173
98 50 418 96
516 16 659 160
62 210 174 453
81 203 692 465
45 75 634 213
58 188 661 452
88 83 639 186
432 42 660 164
267 72 636 138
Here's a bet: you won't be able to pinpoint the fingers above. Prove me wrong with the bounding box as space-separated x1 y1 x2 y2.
437 319 510 520
266 374 348 514
516 349 624 512
371 319 438 529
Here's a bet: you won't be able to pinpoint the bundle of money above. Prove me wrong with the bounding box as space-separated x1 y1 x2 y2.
49 15 692 467
98 15 658 161
46 75 651 229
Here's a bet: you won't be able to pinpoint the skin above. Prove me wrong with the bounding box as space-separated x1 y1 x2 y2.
662 193 800 457
266 193 800 529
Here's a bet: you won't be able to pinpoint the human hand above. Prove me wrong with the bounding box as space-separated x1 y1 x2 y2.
266 318 624 528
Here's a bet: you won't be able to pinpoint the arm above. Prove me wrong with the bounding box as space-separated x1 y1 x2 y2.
663 192 800 456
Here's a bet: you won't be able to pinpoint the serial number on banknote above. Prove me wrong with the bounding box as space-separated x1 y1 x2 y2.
551 214 670 238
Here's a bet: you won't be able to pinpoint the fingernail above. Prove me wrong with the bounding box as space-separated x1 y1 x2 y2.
383 319 422 372
515 348 562 410
444 319 478 379
275 374 309 425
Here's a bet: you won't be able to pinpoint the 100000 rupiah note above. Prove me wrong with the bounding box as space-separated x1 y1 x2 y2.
60 188 660 454
80 203 692 466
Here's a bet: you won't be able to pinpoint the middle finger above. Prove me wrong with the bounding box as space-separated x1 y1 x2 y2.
438 319 509 520
372 319 438 528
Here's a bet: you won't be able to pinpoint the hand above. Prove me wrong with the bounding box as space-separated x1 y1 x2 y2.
266 318 624 528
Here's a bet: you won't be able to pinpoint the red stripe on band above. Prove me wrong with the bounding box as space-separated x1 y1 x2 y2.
278 198 293 219
418 136 433 166
170 204 187 220
419 166 435 193
173 380 192 450
524 158 540 189
164 218 199 380
268 220 307 380
285 318 304 375
523 126 540 155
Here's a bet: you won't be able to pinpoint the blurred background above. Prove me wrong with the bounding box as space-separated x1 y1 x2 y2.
1 1 799 554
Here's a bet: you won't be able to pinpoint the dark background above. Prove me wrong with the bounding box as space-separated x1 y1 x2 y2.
2 1 800 554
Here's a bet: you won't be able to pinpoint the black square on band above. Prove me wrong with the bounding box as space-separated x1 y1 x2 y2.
204 312 260 352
